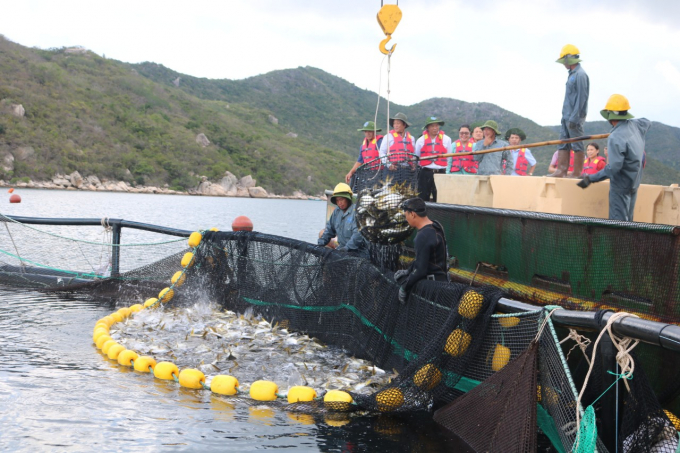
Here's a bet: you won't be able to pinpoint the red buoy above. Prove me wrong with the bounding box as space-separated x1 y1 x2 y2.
9 194 21 203
232 215 253 232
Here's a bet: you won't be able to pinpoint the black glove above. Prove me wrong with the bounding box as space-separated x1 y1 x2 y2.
568 121 578 130
398 287 407 305
394 269 409 283
317 238 326 246
577 176 591 189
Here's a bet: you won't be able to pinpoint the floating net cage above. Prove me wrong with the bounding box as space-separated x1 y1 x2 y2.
0 214 677 451
352 152 419 246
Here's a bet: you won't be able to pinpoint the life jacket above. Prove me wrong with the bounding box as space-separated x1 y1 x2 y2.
360 135 383 169
388 130 415 163
449 140 477 173
419 131 448 167
583 156 605 175
568 151 574 172
514 149 530 176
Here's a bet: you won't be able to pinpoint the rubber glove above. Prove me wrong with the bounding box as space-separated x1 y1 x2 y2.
398 287 407 304
577 176 591 189
394 269 408 282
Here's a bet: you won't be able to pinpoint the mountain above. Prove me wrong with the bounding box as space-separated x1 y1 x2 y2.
1 35 678 194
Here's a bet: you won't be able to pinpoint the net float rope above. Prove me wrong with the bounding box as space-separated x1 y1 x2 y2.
91 227 359 419
90 227 508 418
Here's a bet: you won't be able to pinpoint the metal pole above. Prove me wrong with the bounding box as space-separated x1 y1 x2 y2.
111 223 121 277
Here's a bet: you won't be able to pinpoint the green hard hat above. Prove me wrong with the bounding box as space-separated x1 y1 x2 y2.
505 128 526 141
357 121 382 132
389 112 411 128
480 120 502 136
423 116 445 129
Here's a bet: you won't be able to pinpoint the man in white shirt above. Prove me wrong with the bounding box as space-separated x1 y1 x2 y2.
414 116 452 201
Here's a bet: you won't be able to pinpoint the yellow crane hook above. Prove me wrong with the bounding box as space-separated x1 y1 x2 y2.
377 3 402 55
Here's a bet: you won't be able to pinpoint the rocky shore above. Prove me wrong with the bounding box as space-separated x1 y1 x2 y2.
0 170 328 201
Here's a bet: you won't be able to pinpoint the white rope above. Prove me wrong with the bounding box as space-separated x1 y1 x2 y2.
560 328 592 365
534 307 561 342
575 312 640 435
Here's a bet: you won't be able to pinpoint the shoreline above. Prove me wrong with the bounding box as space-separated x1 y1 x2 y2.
0 179 328 202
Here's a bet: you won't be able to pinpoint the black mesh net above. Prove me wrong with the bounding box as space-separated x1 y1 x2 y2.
433 340 539 453
573 341 679 453
0 214 656 451
352 152 419 245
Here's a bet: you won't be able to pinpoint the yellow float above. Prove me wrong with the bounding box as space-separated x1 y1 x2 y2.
458 291 484 319
444 329 472 357
375 388 404 412
413 364 442 390
134 356 157 373
250 380 279 401
492 344 511 371
154 362 179 380
287 386 317 403
188 231 202 248
106 344 126 360
210 375 239 395
179 369 206 389
117 349 139 367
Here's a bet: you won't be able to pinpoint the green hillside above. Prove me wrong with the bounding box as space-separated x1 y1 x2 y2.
1 35 678 194
0 37 353 195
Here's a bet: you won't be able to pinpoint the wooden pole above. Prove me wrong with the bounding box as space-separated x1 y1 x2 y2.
419 133 610 161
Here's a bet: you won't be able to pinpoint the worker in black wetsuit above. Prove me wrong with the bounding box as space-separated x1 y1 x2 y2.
394 198 449 304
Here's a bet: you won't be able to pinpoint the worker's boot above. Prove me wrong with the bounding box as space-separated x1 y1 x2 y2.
548 149 570 178
570 151 585 178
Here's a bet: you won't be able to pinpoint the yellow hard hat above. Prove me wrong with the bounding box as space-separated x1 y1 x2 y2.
556 44 581 65
331 182 353 206
333 182 352 196
559 44 580 59
600 94 634 121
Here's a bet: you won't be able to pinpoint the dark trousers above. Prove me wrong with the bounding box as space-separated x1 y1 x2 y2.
418 168 442 202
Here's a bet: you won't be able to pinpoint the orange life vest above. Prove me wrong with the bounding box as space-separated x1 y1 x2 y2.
419 131 448 167
514 149 530 176
583 156 605 175
450 140 477 173
388 130 415 163
360 135 383 169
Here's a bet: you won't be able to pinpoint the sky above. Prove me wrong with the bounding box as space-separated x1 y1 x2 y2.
2 0 680 128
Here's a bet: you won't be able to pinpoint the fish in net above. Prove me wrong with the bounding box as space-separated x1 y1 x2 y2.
352 152 419 246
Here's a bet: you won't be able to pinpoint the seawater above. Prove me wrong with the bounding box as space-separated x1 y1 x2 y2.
0 189 465 452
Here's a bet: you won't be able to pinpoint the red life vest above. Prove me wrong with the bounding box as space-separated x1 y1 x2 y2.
568 151 574 172
583 156 605 175
388 130 415 163
360 135 383 169
450 140 477 173
419 131 448 167
514 149 530 176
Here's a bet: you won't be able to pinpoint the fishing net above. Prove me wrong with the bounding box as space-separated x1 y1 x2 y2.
425 203 680 417
433 340 539 452
0 213 189 297
352 152 419 245
0 215 628 451
573 342 679 453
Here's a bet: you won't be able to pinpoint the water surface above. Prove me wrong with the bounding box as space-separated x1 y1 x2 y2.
0 190 464 452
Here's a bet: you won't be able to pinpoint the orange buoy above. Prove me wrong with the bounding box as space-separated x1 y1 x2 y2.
9 194 21 203
8 188 14 193
232 216 253 232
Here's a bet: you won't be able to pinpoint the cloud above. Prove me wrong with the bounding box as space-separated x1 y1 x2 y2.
655 61 680 93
